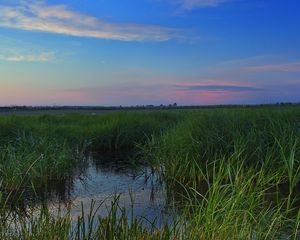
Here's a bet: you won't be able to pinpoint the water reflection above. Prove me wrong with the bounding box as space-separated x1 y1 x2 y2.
10 152 174 226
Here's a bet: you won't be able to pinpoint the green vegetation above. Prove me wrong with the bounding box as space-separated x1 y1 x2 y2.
1 106 300 239
0 111 182 192
0 197 178 240
146 107 300 239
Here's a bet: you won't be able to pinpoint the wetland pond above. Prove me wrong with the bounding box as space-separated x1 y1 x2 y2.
14 152 176 228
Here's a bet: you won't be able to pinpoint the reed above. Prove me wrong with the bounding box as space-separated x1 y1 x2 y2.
1 106 300 239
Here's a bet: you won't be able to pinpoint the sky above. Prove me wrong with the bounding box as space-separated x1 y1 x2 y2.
0 0 300 106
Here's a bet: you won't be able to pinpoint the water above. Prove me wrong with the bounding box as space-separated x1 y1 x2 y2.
25 152 174 227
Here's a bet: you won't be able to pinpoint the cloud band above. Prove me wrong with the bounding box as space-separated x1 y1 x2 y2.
0 1 178 42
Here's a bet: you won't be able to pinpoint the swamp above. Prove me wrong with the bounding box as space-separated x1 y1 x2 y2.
1 106 300 239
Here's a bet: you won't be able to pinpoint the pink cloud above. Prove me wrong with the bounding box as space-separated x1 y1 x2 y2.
164 81 264 104
0 80 269 106
172 82 264 93
0 86 106 106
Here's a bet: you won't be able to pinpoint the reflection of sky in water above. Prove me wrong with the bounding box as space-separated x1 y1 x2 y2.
33 155 175 227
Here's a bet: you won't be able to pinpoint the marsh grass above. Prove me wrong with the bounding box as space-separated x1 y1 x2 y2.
0 111 182 196
142 106 300 239
1 106 300 239
0 195 177 240
0 131 83 196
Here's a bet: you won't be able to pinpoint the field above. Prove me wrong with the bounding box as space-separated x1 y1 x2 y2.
1 106 300 239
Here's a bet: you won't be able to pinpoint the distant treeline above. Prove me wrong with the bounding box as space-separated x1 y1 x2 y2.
0 102 299 112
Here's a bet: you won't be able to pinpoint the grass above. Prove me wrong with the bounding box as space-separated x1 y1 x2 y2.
143 106 300 238
0 111 183 193
1 106 300 239
0 196 178 240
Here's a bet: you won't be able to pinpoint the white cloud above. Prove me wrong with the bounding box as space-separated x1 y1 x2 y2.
219 55 272 66
177 0 230 9
246 62 300 73
0 1 178 42
0 51 54 62
164 0 234 11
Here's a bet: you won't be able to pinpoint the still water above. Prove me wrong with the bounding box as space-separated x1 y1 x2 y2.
27 152 175 227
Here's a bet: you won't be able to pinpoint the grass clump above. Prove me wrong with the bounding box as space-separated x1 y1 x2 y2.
143 106 300 239
0 111 183 202
0 197 176 240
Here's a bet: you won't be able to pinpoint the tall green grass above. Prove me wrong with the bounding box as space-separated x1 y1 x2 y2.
143 106 300 239
0 111 183 200
1 106 300 239
0 197 176 240
0 111 183 151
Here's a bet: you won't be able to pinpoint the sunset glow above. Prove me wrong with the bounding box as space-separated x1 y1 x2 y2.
0 0 299 106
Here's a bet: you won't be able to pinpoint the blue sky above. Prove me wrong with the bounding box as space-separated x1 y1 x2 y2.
0 0 300 106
